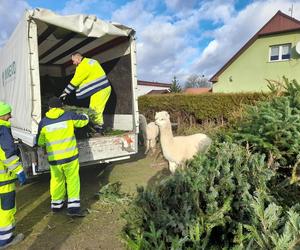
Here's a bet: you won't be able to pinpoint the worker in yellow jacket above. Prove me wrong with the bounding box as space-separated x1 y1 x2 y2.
60 52 111 134
0 101 25 249
37 97 89 217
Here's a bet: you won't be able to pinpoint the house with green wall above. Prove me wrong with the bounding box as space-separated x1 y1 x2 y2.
211 11 300 93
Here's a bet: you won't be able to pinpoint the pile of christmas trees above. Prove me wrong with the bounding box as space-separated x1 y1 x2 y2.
63 106 126 138
122 77 300 249
63 105 99 138
233 77 300 167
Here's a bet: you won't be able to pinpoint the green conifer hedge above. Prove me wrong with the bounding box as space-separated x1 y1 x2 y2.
138 92 270 124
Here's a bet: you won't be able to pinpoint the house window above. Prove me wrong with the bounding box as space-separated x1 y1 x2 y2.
282 44 291 59
269 44 291 61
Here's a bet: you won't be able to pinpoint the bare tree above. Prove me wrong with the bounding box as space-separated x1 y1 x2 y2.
184 74 212 89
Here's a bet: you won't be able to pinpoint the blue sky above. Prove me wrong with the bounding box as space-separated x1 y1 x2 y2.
0 0 299 84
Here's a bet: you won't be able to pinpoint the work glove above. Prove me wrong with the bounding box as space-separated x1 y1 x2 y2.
82 113 89 120
17 171 26 185
59 92 67 101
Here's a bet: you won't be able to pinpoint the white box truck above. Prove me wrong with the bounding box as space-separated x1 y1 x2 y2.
0 8 139 176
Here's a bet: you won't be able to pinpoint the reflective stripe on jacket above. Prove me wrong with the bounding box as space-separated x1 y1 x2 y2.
64 58 110 99
0 120 23 193
37 108 89 165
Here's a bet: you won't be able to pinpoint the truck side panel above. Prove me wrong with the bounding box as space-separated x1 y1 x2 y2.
0 14 33 132
36 133 137 172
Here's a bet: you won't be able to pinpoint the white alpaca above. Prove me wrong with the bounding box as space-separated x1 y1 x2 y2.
155 111 212 173
145 122 159 154
139 114 159 154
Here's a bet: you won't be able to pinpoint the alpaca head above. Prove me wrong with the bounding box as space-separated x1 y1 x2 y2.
155 111 170 127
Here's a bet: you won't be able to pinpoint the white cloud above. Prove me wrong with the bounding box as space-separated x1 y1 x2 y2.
111 0 242 83
165 0 235 25
111 0 206 83
196 0 235 24
0 0 29 47
112 0 156 31
59 0 116 18
59 0 97 15
164 0 197 12
193 0 300 79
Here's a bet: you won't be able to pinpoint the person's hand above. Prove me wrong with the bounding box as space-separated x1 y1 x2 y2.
17 171 26 185
59 92 67 101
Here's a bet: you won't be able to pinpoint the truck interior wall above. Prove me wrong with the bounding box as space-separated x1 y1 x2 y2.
101 54 133 115
39 55 133 118
36 21 134 131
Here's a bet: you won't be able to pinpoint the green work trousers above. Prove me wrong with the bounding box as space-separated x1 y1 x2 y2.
89 86 111 125
50 159 80 210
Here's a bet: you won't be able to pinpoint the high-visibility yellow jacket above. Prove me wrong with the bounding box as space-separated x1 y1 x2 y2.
64 58 110 99
0 120 24 193
37 108 89 165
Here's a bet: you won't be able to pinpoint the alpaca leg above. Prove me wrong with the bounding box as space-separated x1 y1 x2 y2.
152 143 161 161
145 140 150 154
149 140 156 155
143 133 147 147
169 161 177 174
150 139 156 148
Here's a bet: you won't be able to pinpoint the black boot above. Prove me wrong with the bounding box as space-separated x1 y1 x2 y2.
67 207 87 217
52 207 64 213
0 234 24 249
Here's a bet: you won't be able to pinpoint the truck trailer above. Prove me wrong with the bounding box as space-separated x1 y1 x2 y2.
0 8 139 175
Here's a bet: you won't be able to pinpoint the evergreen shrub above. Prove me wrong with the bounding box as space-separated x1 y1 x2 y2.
232 78 300 167
123 142 300 249
228 78 300 208
123 142 274 249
